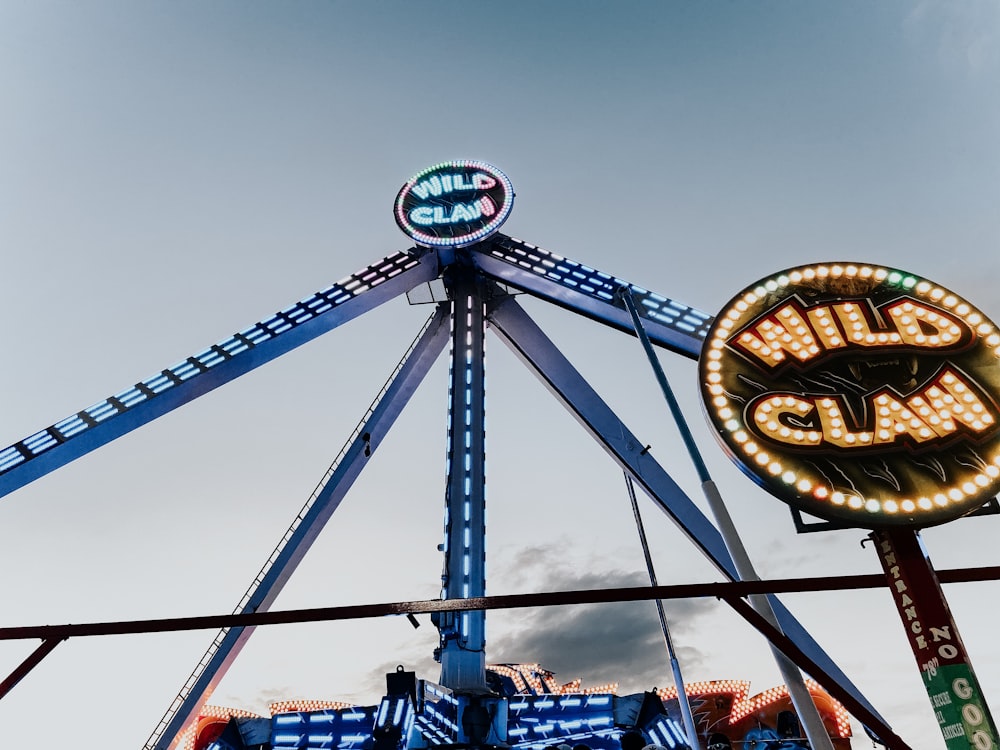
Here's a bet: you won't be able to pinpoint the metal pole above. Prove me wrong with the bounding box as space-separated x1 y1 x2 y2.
625 473 701 749
617 288 835 750
872 528 999 750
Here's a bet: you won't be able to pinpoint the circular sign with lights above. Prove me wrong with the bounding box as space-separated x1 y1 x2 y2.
700 263 1000 528
394 161 514 248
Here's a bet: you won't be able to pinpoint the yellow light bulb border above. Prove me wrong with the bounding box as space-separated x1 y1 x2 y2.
700 263 1000 528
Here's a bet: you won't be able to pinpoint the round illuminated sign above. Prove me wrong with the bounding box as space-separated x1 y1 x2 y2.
394 161 514 248
700 263 1000 528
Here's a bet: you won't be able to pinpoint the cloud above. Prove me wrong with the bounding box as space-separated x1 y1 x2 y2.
905 0 1000 72
490 599 714 695
487 544 715 695
496 538 648 593
250 686 297 710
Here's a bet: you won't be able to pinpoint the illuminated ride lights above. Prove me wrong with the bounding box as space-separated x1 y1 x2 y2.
656 679 852 740
269 700 357 715
179 705 262 750
187 672 852 750
700 262 1000 528
395 161 514 248
486 663 611 696
270 705 379 750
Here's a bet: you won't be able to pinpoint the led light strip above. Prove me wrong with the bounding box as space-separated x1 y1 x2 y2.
0 253 422 478
395 160 514 248
487 236 714 338
269 700 357 716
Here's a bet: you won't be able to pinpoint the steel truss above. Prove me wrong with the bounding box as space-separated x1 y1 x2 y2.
0 236 904 749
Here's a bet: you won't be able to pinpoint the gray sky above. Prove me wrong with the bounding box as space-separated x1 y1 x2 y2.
2 2 999 748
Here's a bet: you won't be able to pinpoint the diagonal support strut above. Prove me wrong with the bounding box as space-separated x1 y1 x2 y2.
0 638 65 700
145 306 451 750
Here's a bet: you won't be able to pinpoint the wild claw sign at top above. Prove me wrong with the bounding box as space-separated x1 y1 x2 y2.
699 262 1000 528
395 161 514 248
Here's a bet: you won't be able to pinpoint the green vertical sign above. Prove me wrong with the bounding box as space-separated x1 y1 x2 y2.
927 663 996 748
874 529 999 750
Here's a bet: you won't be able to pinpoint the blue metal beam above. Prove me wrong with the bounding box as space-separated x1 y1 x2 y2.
486 296 887 728
472 236 712 358
146 306 451 750
0 250 438 500
437 269 488 693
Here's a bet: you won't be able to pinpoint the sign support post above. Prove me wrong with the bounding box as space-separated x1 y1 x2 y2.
872 528 999 750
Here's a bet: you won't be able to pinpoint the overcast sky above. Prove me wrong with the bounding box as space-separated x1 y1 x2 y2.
2 2 999 748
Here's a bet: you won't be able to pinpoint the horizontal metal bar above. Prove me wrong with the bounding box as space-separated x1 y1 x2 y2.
1 566 995 641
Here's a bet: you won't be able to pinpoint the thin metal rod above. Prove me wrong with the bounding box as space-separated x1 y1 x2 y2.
0 638 64 699
617 288 836 750
625 473 700 749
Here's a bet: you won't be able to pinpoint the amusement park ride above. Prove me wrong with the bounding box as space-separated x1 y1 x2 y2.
2 161 999 750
